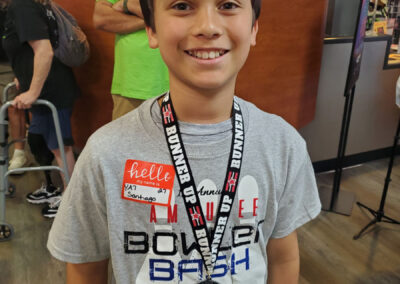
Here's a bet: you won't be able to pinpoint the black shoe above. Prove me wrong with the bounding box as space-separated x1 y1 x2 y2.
42 196 61 218
26 184 61 204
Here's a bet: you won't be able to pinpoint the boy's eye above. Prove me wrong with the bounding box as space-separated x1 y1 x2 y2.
172 2 191 11
219 2 239 10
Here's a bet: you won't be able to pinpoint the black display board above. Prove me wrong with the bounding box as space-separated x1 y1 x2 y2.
344 0 369 96
330 0 370 214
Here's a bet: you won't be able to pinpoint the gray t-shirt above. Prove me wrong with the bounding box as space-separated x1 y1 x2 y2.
48 96 321 283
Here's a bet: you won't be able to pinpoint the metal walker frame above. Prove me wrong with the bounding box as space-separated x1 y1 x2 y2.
0 82 70 241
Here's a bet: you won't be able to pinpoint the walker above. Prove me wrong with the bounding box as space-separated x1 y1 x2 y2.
0 82 70 242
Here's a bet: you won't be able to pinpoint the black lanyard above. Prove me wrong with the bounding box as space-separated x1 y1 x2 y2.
160 93 245 282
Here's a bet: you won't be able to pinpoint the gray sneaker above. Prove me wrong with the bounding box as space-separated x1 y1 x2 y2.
26 184 61 204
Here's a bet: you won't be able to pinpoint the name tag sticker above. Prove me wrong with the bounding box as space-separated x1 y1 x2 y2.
121 160 175 206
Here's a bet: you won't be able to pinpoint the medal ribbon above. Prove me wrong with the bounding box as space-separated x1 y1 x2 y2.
160 93 245 280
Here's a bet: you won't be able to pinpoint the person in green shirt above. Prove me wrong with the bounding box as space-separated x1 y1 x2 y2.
93 0 169 120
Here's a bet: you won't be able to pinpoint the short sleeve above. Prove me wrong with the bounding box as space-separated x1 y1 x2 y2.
270 140 321 239
11 0 49 43
47 138 110 263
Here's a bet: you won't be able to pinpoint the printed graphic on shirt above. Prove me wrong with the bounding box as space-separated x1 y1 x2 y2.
121 160 175 206
125 175 266 283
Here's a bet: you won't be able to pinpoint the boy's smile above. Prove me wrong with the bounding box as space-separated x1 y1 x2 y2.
185 48 229 60
146 0 258 94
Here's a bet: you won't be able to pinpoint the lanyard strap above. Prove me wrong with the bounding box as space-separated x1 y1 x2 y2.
160 93 245 278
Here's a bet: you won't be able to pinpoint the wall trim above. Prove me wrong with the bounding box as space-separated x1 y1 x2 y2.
313 146 400 173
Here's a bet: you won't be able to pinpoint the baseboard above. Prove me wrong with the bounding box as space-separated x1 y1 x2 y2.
312 146 400 173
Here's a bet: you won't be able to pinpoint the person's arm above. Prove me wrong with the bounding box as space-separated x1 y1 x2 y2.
266 231 300 284
67 259 109 284
112 0 143 18
12 39 53 109
93 0 145 34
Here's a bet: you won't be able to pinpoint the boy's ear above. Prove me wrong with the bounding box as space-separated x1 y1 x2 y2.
145 26 159 49
251 20 259 46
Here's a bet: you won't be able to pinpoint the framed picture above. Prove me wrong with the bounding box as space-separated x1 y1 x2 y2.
373 20 388 35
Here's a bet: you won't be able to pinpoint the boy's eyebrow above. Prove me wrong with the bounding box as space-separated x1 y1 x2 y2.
161 0 183 7
163 0 250 7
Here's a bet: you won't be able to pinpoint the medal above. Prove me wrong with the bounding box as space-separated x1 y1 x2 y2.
198 280 220 284
198 274 219 283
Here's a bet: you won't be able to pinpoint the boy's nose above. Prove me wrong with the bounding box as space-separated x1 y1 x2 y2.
192 7 223 39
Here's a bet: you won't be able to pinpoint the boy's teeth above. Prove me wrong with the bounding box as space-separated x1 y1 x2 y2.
189 50 225 59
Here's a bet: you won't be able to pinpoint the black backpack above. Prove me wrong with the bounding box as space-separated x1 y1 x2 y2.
45 2 90 67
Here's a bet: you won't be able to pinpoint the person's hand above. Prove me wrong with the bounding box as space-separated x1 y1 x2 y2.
12 90 40 109
112 0 124 12
13 77 20 91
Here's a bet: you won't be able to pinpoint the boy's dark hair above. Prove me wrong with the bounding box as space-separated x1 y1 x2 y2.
140 0 262 31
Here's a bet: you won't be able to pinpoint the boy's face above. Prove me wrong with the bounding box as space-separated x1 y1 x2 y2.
146 0 258 93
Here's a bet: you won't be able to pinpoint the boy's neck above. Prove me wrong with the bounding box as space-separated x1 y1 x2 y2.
164 80 236 124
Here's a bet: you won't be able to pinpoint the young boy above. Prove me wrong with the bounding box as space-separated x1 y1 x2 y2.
48 0 321 283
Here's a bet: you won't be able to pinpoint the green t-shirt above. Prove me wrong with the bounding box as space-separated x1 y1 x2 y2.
106 0 169 99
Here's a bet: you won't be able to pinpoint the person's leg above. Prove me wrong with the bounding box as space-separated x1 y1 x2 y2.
8 106 25 149
41 109 75 218
27 131 56 188
8 106 27 170
44 108 75 191
51 146 75 190
111 94 144 120
26 132 61 204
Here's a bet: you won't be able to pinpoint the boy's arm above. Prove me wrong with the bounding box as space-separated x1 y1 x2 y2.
67 259 109 284
266 231 300 284
93 0 145 35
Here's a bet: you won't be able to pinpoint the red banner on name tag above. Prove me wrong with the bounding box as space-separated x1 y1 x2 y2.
121 160 175 206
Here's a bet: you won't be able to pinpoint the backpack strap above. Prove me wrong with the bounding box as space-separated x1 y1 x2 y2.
42 3 59 49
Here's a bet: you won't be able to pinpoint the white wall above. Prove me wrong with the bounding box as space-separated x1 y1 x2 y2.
299 39 400 162
329 0 360 36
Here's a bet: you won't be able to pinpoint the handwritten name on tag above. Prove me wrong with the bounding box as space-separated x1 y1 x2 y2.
121 160 175 206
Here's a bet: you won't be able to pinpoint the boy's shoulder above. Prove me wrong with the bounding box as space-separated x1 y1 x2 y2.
238 96 305 146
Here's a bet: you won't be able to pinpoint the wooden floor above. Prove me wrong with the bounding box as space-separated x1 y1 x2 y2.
299 160 400 284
